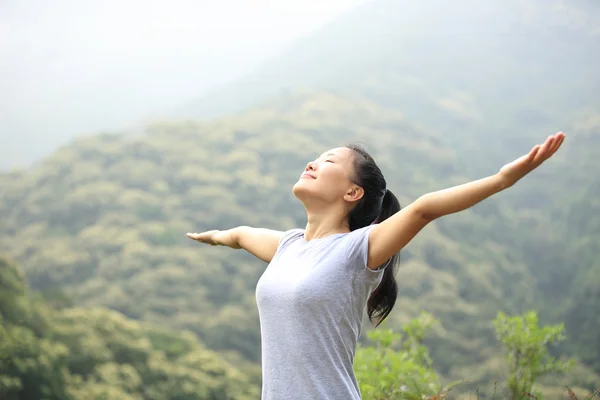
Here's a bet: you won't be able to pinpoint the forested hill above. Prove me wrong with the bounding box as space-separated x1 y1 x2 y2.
1 0 600 395
0 256 261 399
174 0 600 373
1 91 599 392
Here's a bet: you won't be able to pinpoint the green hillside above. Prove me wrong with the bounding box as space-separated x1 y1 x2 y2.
2 0 600 395
0 94 457 363
1 91 599 394
0 256 261 399
173 0 600 377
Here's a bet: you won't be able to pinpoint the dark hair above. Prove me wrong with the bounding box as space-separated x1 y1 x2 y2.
345 143 401 328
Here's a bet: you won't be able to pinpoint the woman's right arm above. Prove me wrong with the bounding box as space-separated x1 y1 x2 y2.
187 226 283 263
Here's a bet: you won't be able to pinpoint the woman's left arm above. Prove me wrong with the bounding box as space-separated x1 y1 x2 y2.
366 132 566 269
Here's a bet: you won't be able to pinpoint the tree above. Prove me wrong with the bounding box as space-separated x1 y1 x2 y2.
493 310 573 400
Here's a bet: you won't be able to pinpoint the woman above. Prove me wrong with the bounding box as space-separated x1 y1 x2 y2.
187 132 565 400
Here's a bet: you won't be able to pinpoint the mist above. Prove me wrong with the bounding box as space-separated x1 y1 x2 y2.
1 1 600 396
0 0 369 169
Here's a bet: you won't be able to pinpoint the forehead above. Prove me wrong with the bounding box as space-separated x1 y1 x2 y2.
318 147 353 160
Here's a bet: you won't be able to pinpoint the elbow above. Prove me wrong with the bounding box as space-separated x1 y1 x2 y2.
231 226 250 248
412 196 439 222
420 211 439 223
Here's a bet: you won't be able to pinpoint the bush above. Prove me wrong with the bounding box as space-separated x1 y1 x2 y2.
355 312 461 399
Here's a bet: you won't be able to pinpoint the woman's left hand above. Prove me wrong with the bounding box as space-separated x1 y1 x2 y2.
499 131 566 187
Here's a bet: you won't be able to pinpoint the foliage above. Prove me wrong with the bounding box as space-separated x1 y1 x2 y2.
1 0 599 394
177 0 600 376
0 256 261 399
0 90 599 390
355 312 461 399
493 310 573 400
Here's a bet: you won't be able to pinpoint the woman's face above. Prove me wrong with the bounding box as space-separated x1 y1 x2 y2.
292 147 362 205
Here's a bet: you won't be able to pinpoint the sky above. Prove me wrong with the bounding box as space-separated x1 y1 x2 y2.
0 0 371 169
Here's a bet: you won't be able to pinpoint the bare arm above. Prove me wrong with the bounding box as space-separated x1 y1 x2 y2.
414 173 508 220
367 132 566 269
187 226 283 263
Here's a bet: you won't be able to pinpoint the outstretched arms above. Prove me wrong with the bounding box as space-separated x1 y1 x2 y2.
187 227 283 263
366 132 566 269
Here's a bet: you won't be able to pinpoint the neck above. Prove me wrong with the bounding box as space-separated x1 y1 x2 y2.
303 203 349 241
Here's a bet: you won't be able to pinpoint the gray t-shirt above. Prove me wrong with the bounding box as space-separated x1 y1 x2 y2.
255 225 385 399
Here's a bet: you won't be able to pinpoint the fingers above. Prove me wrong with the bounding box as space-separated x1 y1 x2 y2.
539 132 565 160
187 232 207 241
531 138 551 163
528 144 541 161
548 132 565 156
541 135 555 156
187 231 218 245
537 134 556 159
532 131 565 163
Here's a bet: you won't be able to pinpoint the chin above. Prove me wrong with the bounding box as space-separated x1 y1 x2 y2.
292 180 313 200
292 181 304 197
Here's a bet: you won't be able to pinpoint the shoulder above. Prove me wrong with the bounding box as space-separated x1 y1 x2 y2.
344 225 375 244
277 228 305 248
340 225 387 281
340 225 376 263
267 228 304 263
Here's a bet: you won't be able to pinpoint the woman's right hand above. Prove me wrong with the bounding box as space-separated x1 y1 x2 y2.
186 230 222 246
186 226 283 263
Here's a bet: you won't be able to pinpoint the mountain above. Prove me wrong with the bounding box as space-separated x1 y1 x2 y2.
179 0 600 130
0 0 365 170
0 256 261 399
1 90 599 393
174 0 600 371
0 93 457 364
1 0 599 393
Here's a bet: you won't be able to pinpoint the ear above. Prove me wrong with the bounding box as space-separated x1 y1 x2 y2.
344 185 364 203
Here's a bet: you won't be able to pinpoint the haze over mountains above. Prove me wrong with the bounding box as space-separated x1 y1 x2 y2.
180 0 599 122
0 0 368 169
4 0 597 171
1 0 599 397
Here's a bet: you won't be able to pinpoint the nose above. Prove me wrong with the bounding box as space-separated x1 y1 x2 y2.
305 161 317 172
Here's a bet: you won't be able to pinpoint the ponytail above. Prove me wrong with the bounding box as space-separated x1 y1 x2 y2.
367 189 401 327
345 143 402 327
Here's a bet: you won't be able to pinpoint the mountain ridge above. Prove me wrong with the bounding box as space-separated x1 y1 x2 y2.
1 0 599 392
1 91 598 390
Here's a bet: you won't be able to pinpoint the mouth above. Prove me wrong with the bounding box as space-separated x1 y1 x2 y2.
300 173 316 179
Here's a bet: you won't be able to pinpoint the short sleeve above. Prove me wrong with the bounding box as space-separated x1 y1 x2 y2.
344 225 386 280
272 228 304 259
